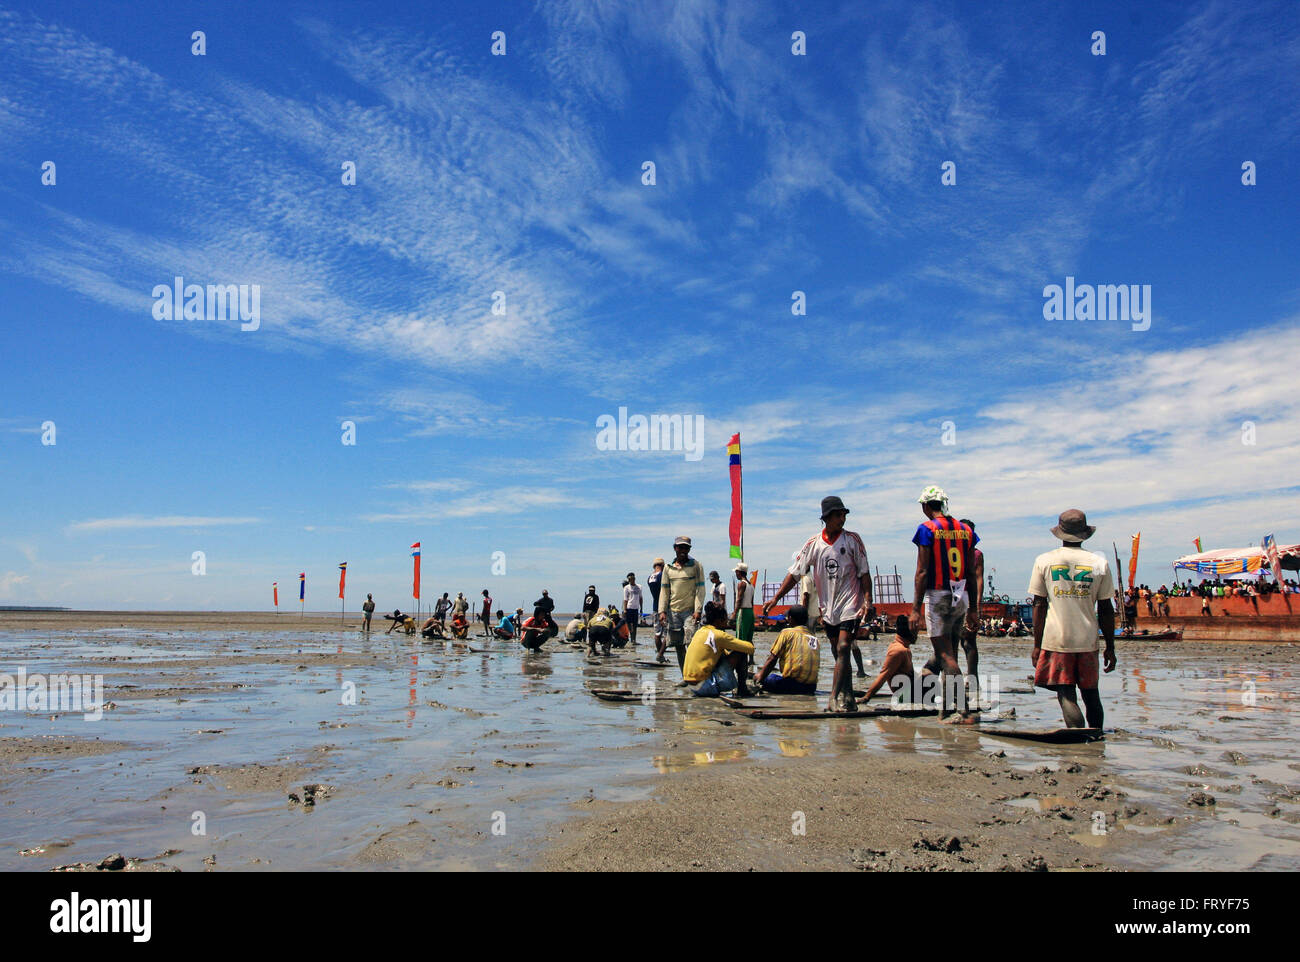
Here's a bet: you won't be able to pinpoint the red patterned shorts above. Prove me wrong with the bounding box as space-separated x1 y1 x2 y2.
1034 649 1100 689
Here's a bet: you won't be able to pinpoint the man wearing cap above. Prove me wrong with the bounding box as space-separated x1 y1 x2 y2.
762 496 873 712
657 536 706 671
1027 510 1116 729
647 557 665 637
733 562 756 682
910 487 979 719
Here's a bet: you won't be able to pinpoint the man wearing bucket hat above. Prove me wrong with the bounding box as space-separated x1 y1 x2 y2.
910 485 979 720
1027 509 1117 729
657 536 706 670
762 496 873 712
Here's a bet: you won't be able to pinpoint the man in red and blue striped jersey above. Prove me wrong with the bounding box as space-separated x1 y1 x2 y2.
910 486 979 720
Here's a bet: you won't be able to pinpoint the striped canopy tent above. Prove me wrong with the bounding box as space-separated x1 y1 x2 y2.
1173 543 1300 576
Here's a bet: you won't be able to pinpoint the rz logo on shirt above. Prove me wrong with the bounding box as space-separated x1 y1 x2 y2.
1049 564 1093 583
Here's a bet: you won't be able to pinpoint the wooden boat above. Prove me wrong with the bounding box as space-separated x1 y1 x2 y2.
1118 627 1184 641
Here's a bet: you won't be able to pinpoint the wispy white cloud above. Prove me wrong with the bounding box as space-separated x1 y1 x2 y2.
67 516 262 534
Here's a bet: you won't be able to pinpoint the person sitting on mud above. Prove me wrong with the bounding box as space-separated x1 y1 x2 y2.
564 616 587 644
419 616 447 640
683 602 755 698
449 611 470 640
492 609 516 640
861 615 917 703
754 604 820 695
586 607 617 656
520 613 551 651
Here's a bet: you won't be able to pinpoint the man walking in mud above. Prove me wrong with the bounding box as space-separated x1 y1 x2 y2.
762 496 872 712
1027 509 1117 729
657 536 706 670
912 493 980 718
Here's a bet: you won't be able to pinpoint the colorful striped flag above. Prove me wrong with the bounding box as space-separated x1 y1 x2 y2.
299 572 306 602
338 562 347 599
727 433 742 560
1263 534 1284 585
1194 537 1203 553
272 582 278 608
411 543 421 601
1128 533 1140 590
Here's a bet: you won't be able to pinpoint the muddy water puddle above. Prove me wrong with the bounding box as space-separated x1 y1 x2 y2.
0 631 1296 870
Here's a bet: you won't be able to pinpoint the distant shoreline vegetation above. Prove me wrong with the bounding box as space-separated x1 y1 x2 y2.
0 606 70 611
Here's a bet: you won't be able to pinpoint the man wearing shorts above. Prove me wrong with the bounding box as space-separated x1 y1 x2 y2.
361 594 375 631
1028 509 1117 729
657 536 706 671
910 486 979 720
434 592 451 627
762 496 872 713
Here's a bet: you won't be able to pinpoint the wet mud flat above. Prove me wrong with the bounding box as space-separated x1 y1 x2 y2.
1 615 1297 871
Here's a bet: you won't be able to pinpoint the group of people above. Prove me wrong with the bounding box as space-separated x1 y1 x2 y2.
360 589 527 643
666 489 1116 731
359 486 1122 730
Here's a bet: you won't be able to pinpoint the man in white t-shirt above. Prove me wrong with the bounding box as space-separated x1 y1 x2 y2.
763 496 873 712
1027 508 1117 729
623 572 643 647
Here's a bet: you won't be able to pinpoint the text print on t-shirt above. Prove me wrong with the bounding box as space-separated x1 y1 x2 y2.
1050 564 1094 598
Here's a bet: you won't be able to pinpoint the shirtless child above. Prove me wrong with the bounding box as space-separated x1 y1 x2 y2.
861 615 917 703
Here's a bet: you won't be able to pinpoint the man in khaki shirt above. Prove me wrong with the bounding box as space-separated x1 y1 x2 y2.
657 535 706 670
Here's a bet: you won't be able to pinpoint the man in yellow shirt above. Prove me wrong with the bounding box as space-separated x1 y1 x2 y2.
754 604 820 695
683 602 755 698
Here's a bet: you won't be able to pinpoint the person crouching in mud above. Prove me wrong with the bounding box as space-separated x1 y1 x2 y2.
683 602 755 698
586 606 617 656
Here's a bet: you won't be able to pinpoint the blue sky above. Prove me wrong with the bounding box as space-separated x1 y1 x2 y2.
1 0 1298 611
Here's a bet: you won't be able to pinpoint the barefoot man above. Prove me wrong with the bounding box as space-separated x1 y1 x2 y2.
1027 509 1117 729
762 496 872 712
657 536 706 672
910 486 979 720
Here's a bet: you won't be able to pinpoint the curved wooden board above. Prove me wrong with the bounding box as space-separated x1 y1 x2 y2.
981 727 1104 744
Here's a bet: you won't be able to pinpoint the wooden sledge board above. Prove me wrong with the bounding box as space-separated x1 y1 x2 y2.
732 704 942 720
980 726 1104 744
589 689 696 703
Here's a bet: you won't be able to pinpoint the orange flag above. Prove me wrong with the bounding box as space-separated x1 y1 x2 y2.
1128 533 1140 589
